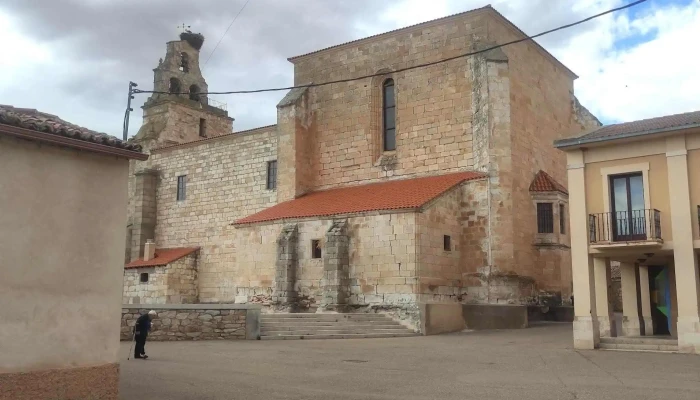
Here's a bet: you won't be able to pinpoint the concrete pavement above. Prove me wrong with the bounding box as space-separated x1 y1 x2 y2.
119 323 700 400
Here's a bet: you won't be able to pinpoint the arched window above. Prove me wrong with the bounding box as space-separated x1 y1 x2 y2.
382 79 396 151
189 85 200 101
169 77 181 94
180 52 189 73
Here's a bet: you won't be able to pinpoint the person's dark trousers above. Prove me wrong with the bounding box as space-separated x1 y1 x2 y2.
134 334 147 358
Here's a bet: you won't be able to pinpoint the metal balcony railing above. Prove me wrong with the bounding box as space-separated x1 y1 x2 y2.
588 209 661 243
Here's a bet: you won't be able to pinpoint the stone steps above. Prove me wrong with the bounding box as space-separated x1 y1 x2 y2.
259 313 417 340
261 324 404 331
599 337 678 353
261 332 417 340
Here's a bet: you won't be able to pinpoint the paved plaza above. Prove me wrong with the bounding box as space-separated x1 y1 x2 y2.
119 323 700 400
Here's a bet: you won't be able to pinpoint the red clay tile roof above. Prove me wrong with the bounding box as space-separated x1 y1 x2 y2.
235 172 486 225
125 247 199 269
0 104 142 152
529 170 568 194
555 110 700 148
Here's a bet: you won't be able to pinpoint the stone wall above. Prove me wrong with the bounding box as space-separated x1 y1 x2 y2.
416 185 464 302
120 304 260 341
123 252 198 304
485 14 580 302
232 212 419 308
148 126 278 303
289 10 489 190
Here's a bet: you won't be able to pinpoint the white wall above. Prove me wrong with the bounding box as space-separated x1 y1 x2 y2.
0 137 129 373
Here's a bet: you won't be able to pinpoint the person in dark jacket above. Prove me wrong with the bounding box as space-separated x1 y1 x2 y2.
133 310 157 359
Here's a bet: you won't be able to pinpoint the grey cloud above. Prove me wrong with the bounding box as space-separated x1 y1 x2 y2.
0 0 623 136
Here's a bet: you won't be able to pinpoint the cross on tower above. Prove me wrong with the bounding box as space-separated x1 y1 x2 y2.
178 23 191 33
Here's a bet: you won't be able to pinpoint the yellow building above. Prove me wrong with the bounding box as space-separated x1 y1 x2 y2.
555 110 700 354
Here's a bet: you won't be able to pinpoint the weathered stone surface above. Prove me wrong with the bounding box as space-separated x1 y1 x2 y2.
121 308 249 341
124 9 597 318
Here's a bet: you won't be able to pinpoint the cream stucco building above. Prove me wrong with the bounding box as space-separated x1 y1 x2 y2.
556 110 700 354
0 105 146 399
125 6 601 329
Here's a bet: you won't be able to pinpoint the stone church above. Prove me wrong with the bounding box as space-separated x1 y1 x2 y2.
123 5 600 327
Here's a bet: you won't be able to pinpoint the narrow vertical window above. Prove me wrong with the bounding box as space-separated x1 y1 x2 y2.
180 52 189 73
559 204 566 234
382 78 396 151
443 235 451 251
199 118 206 137
140 273 149 283
177 175 187 201
266 160 277 190
537 203 554 234
311 240 322 259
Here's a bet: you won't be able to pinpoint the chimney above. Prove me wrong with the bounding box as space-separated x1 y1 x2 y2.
144 239 156 261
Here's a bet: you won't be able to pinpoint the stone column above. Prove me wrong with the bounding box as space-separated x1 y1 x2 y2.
666 135 700 353
130 169 158 262
594 257 616 337
276 87 312 202
638 265 654 336
620 262 642 336
567 150 599 349
272 224 298 307
320 220 350 311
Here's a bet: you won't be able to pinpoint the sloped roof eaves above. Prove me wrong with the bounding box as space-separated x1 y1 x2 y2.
0 123 148 161
234 207 423 227
233 172 487 226
0 104 143 153
554 121 700 149
125 247 200 269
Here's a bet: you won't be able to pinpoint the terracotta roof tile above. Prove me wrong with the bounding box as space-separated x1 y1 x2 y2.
235 171 486 225
0 104 142 152
555 110 700 148
529 170 568 194
125 247 199 269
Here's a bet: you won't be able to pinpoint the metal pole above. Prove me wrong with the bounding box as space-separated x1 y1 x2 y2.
123 81 138 141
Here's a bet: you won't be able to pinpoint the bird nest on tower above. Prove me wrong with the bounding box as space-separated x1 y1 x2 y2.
180 31 204 50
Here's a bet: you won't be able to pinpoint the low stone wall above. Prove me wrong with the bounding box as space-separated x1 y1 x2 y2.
527 305 574 322
121 304 261 341
420 303 465 335
462 304 528 330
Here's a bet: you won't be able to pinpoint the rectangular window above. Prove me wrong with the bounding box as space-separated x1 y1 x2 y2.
610 173 645 241
266 160 277 190
559 204 566 234
537 203 554 234
311 240 322 259
199 118 207 137
177 175 187 201
443 235 451 251
382 79 396 151
140 273 149 283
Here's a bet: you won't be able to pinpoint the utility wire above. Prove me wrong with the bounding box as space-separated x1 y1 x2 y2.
204 0 252 66
135 0 646 96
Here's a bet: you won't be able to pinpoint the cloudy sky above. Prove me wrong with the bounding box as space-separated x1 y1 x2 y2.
1 0 698 138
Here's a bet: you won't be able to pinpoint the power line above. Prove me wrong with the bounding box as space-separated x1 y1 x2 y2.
204 0 252 66
135 0 646 96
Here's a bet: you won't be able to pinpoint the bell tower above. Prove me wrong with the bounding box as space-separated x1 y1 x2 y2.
132 31 234 152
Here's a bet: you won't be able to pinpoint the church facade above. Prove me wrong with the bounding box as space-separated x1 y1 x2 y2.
123 6 600 327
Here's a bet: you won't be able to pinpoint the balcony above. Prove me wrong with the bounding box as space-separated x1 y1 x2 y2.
588 209 662 248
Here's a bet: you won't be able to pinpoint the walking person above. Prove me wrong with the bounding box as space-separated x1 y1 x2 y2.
133 310 157 359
